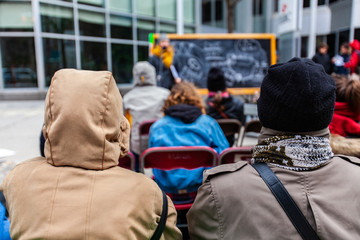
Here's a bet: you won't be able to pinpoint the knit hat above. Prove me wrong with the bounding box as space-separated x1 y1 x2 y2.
207 67 226 92
158 33 169 42
257 57 336 132
133 61 156 86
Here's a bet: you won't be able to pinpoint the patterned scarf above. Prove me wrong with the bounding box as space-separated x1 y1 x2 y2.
251 135 333 171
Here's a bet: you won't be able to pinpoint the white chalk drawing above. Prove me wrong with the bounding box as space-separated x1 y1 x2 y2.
171 39 270 88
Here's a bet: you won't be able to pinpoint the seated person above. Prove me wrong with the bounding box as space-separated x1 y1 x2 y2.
123 61 170 168
329 74 360 137
1 69 181 239
187 58 360 239
206 67 245 145
149 82 229 195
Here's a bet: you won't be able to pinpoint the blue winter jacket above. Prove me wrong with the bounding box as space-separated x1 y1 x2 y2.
149 111 229 194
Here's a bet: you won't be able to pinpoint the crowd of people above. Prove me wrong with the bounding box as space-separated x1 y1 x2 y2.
0 35 360 239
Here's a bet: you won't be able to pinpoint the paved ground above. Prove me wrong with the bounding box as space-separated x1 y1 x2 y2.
0 100 258 183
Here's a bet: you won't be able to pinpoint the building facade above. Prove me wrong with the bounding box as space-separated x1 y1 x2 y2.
0 0 199 98
0 0 359 98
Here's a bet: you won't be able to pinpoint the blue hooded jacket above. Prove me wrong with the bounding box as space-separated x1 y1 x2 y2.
149 104 229 194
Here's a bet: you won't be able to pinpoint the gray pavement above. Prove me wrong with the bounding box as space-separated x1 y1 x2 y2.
0 100 258 183
0 100 44 182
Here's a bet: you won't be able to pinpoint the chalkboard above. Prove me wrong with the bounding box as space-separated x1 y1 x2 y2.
151 34 276 89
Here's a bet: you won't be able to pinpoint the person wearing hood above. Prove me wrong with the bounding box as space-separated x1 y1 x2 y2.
0 69 182 239
344 39 360 74
123 61 170 169
149 82 229 196
187 58 360 239
206 67 245 146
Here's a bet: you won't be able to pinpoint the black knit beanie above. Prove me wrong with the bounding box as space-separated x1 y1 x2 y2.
257 57 335 132
207 67 226 92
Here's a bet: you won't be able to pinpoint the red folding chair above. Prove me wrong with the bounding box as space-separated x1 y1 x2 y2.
140 146 217 210
138 119 157 154
118 152 136 171
218 146 253 165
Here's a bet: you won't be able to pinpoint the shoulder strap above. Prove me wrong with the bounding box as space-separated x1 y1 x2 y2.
151 191 168 240
207 101 229 119
252 163 320 240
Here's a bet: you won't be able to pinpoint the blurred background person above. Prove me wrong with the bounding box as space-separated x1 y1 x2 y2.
123 61 169 171
206 67 245 146
332 43 350 75
344 39 360 74
149 34 181 90
149 82 228 197
312 42 332 74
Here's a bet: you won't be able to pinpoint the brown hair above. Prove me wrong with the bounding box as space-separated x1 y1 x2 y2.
162 82 205 114
332 73 360 112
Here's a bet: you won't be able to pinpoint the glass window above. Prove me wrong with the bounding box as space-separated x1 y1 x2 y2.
301 36 308 58
78 10 105 37
43 38 76 86
111 15 132 39
159 23 176 34
138 45 149 62
1 37 37 88
0 2 33 32
81 41 107 70
339 30 350 52
109 0 131 13
184 0 195 23
158 0 176 20
318 0 325 5
78 0 104 7
184 26 195 33
355 28 360 42
40 4 74 35
136 0 155 17
202 0 211 24
137 20 155 41
215 0 223 21
112 44 133 84
252 0 262 16
303 0 310 8
326 33 336 57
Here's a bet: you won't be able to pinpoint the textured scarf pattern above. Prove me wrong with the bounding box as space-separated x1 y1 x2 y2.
252 135 333 171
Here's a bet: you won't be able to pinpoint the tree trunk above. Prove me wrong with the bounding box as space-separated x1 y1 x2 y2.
226 0 241 33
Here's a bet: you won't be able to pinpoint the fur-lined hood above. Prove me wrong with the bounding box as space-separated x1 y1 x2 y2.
330 133 360 157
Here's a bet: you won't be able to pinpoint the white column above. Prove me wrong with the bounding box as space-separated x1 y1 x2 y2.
73 0 81 69
264 0 273 33
0 44 3 89
176 0 184 34
349 0 356 41
32 0 45 90
307 0 318 58
105 0 112 72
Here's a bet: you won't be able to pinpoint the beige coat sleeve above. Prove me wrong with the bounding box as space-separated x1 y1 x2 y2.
186 180 221 240
161 196 182 240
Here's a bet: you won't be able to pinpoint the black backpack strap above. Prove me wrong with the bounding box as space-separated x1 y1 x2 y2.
252 163 320 240
151 191 168 240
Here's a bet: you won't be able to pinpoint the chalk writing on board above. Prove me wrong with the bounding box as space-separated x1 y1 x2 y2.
170 39 270 88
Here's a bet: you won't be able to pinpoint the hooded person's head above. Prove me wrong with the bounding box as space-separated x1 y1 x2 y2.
133 61 156 86
42 69 130 170
257 57 336 135
349 39 360 52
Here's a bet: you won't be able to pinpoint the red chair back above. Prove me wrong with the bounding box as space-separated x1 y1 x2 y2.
138 119 157 153
140 146 217 173
218 146 253 165
118 152 136 171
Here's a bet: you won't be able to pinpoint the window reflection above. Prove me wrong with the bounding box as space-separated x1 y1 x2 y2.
41 4 74 34
158 0 176 20
81 41 107 70
137 45 149 62
0 2 33 32
159 23 176 34
136 0 155 17
1 38 37 88
43 38 76 86
78 0 104 7
109 0 131 13
111 15 132 39
112 44 133 84
78 10 105 37
137 20 155 41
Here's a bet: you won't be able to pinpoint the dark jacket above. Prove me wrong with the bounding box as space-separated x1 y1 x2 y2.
312 52 332 74
206 95 245 124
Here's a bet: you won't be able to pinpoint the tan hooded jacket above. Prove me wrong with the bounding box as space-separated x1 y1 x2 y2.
0 69 181 240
